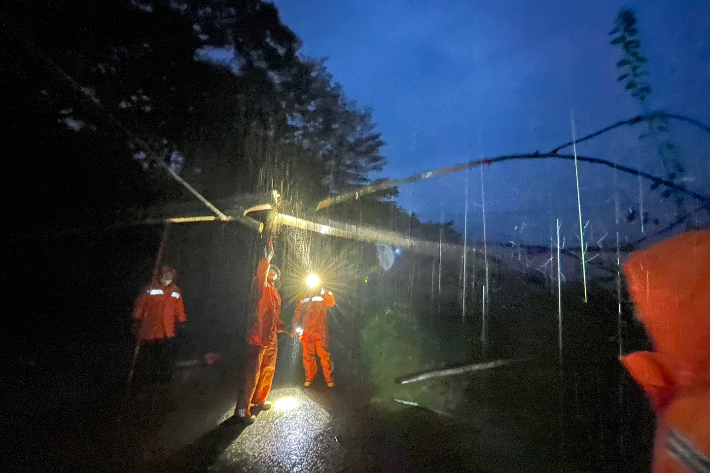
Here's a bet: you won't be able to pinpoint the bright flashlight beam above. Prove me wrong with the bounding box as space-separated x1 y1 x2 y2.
306 274 320 288
296 327 303 334
274 396 299 411
274 212 458 257
118 211 611 276
274 212 616 275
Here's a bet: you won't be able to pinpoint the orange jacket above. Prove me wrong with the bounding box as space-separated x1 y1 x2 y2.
620 230 709 473
292 289 335 341
247 258 283 347
133 282 187 340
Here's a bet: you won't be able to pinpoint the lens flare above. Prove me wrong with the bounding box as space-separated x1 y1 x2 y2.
306 273 320 288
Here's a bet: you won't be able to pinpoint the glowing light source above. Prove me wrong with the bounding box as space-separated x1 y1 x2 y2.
295 327 303 335
274 396 299 411
306 273 320 288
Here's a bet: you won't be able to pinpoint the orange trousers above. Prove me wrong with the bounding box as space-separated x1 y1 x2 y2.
237 334 278 412
301 335 333 383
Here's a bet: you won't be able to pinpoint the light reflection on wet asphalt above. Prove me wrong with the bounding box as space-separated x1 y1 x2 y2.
212 387 346 472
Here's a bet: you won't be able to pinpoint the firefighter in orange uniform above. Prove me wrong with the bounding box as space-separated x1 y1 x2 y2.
620 230 709 473
132 264 187 387
235 240 283 423
291 286 336 388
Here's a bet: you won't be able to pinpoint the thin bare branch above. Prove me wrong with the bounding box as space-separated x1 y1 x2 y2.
316 152 710 211
550 112 710 154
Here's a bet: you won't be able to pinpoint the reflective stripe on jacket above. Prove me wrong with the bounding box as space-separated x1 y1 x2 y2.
133 282 187 340
620 230 710 473
292 289 335 340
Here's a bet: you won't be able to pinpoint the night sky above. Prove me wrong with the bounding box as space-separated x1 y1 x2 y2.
273 0 710 243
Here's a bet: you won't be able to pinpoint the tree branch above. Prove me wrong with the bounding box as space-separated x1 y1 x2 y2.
316 152 710 211
550 112 710 155
619 203 710 251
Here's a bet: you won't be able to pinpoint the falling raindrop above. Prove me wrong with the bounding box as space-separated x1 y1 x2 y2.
462 170 469 323
570 113 588 303
480 166 489 350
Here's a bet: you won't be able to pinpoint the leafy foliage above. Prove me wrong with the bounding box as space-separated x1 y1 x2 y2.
2 0 388 233
360 301 463 413
610 9 689 220
609 10 652 102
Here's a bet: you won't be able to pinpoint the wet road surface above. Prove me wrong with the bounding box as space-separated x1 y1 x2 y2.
8 349 651 472
211 387 346 472
116 365 486 473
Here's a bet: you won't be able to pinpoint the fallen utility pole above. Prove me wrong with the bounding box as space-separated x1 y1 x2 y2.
392 398 452 418
395 358 531 385
31 191 281 238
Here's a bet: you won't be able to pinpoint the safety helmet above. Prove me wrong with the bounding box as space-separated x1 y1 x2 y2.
159 265 176 279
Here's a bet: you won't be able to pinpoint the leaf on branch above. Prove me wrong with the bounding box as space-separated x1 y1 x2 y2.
610 36 624 45
617 59 631 67
626 80 638 90
617 73 629 82
624 39 641 49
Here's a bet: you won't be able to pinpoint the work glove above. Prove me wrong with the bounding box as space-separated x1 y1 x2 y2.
264 238 275 261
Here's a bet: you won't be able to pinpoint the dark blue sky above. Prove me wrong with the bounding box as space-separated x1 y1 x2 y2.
272 0 710 244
